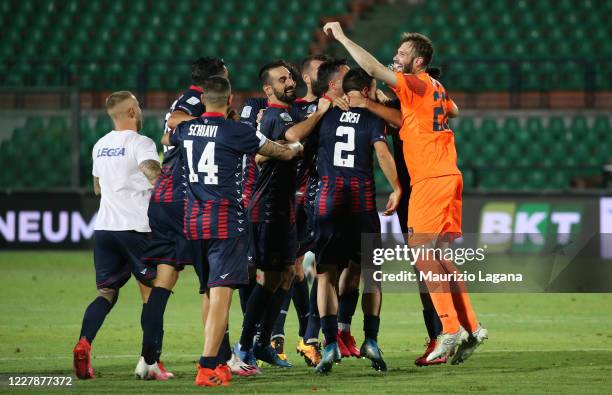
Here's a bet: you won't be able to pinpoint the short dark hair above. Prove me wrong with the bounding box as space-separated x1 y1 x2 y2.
400 32 434 66
191 57 226 86
342 68 373 94
259 60 288 84
202 76 231 106
314 58 348 96
301 54 331 74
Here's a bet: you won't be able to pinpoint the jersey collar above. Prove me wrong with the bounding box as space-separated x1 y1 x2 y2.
189 85 204 93
268 102 290 110
202 112 225 117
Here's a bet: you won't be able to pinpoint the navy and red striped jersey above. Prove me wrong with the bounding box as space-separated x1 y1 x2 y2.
152 85 205 203
292 98 319 206
248 103 298 223
239 97 269 209
170 113 266 240
315 107 386 215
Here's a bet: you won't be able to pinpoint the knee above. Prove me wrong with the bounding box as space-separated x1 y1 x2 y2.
98 288 119 307
280 265 296 289
294 263 305 281
258 270 281 292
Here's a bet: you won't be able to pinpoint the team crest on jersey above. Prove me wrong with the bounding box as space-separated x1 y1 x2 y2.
186 96 200 106
280 112 293 122
241 106 252 118
307 104 317 114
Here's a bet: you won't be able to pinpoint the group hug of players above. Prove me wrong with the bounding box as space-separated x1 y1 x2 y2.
73 23 488 387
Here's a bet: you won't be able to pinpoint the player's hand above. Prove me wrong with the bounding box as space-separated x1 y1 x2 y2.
227 107 240 121
316 96 333 114
323 22 346 42
375 89 390 103
383 190 401 216
333 95 350 111
347 92 366 108
288 141 304 158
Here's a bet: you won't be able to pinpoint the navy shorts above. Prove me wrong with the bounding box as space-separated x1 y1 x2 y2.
191 235 250 293
314 211 381 267
250 221 297 271
142 201 193 270
94 230 156 289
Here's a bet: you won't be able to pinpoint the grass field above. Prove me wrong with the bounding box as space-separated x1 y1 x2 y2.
1 251 611 394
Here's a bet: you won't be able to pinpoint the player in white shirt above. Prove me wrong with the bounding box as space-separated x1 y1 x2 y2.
73 91 162 380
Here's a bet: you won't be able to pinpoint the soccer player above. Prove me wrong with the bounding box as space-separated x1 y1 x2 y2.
138 57 257 378
161 76 303 386
324 22 488 364
73 91 160 379
351 90 445 366
234 61 331 369
313 68 401 373
314 58 367 359
271 54 330 364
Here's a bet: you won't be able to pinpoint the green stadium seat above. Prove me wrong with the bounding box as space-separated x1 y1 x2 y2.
527 170 546 189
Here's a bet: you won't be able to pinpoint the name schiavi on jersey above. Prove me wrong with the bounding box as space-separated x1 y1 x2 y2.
188 124 218 137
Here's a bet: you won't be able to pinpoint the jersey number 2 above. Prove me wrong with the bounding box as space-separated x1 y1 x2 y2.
333 126 355 168
184 140 219 184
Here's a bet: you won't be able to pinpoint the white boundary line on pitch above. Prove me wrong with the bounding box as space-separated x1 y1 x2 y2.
2 348 612 362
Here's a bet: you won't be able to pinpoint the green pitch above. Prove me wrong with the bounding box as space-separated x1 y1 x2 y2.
1 251 611 394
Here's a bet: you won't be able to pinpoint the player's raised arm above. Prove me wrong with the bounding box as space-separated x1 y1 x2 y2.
374 140 401 215
283 96 332 142
323 22 397 88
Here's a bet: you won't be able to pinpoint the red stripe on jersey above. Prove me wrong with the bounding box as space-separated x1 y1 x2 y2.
189 201 199 240
243 155 257 209
333 176 344 210
318 176 330 216
364 180 374 211
189 85 204 93
250 189 262 222
202 200 213 239
350 177 361 213
164 173 174 203
218 199 229 239
182 199 188 238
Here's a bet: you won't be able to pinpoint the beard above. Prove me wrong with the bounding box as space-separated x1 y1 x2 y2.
136 117 143 132
273 86 297 104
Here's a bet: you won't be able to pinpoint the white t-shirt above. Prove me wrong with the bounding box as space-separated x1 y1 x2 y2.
92 130 160 232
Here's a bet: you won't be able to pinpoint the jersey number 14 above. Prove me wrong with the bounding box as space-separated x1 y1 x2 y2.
184 140 219 184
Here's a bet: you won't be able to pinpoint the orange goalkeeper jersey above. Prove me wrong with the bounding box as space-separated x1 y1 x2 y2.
391 71 461 185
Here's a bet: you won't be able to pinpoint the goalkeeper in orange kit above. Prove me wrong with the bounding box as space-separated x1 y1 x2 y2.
323 22 488 365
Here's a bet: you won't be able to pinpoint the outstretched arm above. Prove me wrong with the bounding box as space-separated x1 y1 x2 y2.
365 99 403 128
284 97 332 142
323 22 397 88
258 139 303 161
374 141 401 215
167 110 195 130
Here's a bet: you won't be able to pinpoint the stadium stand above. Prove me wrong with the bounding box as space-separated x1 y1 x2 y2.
0 0 610 190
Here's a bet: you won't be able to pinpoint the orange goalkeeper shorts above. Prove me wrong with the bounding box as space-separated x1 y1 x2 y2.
407 174 463 246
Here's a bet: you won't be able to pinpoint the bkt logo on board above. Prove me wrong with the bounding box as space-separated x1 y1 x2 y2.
478 202 582 253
